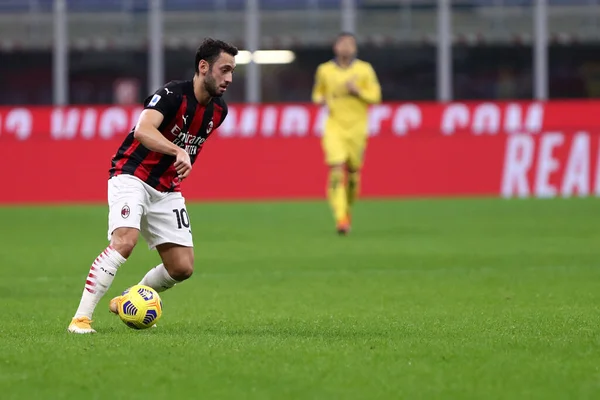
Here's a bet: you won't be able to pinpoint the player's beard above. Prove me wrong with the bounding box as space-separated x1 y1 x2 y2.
204 68 222 98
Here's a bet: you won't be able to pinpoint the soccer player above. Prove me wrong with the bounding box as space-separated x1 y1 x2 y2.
67 38 238 334
311 32 381 235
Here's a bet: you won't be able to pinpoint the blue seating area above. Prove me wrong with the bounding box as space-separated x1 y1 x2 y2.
0 0 344 13
0 0 596 13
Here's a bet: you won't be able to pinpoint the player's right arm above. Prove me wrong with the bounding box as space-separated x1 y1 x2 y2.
312 64 326 105
133 87 191 179
134 110 181 157
134 110 191 179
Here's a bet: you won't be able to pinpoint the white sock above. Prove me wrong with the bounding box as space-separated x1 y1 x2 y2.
138 263 178 293
74 246 126 319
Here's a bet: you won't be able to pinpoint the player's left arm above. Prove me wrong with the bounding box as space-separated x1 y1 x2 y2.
311 65 327 105
356 63 382 104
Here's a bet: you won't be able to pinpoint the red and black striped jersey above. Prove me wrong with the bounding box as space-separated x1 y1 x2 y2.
109 80 228 192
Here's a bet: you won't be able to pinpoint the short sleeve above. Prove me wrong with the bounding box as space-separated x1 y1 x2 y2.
143 82 182 122
217 101 228 128
312 64 326 104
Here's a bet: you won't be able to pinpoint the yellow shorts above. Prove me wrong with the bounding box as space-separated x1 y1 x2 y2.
321 125 368 170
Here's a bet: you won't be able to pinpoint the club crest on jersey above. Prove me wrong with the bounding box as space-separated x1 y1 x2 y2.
206 120 214 135
121 205 130 219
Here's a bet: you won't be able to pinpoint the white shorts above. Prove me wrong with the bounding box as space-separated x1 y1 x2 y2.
107 174 193 250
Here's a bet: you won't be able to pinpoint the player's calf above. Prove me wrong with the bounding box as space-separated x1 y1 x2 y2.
68 228 139 334
346 168 360 208
157 243 194 281
132 244 194 297
164 259 194 281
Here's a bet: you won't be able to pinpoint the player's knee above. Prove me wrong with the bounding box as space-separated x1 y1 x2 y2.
166 254 194 281
110 228 139 259
329 164 344 173
347 169 360 180
328 165 344 185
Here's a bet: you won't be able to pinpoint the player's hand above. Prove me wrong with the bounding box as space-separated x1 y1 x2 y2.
174 149 192 180
346 76 359 96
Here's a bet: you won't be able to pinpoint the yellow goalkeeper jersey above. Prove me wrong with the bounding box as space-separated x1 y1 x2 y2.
312 59 381 132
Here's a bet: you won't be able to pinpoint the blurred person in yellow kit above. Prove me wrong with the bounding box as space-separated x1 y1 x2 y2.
312 32 381 235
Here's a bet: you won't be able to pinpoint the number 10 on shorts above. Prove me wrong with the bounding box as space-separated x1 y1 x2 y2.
172 208 190 229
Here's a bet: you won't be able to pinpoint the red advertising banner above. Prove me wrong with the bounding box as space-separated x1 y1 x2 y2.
0 101 598 204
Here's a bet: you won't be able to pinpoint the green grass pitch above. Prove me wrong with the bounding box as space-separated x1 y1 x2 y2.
1 198 599 399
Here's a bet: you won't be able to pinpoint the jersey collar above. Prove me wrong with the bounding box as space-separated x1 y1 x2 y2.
332 57 356 69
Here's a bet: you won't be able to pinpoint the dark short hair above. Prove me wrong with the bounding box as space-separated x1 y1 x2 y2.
194 38 239 73
336 31 356 42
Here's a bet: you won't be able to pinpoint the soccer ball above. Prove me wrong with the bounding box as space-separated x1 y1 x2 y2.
117 285 163 330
